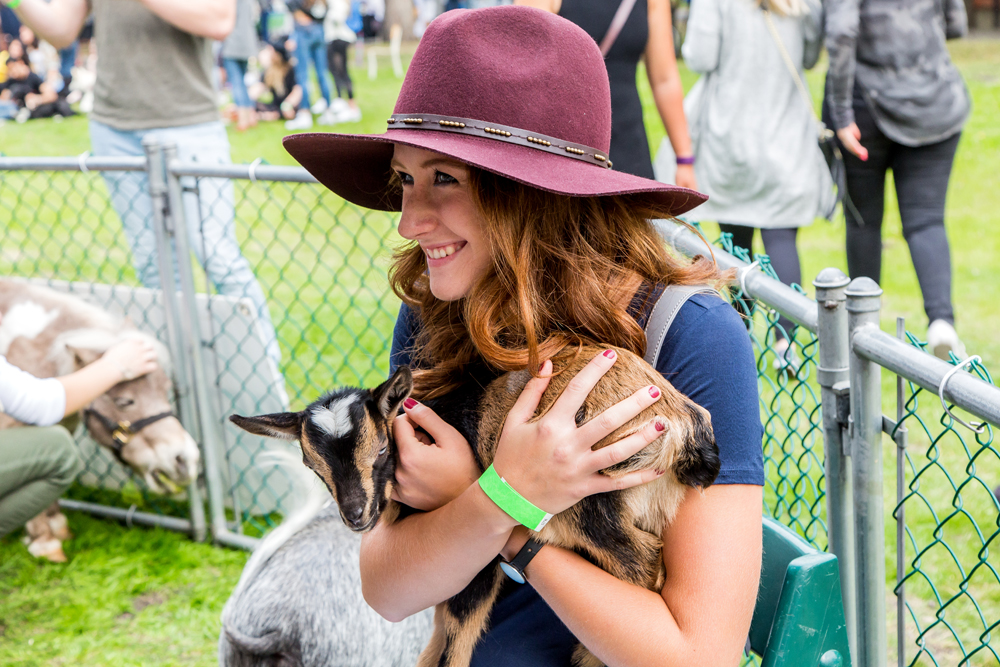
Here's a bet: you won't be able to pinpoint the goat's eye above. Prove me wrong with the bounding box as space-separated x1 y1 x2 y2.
114 397 134 409
378 446 388 457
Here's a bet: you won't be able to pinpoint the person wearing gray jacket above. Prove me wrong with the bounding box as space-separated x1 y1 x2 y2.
824 0 971 360
680 0 832 367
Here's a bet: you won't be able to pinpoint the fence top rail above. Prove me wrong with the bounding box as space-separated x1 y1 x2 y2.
852 325 1000 428
653 219 819 333
167 160 318 184
0 155 147 172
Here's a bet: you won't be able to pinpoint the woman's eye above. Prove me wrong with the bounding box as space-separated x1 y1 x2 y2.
114 398 134 409
434 171 458 185
396 171 413 185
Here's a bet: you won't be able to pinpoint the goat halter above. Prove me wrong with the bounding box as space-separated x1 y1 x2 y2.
83 408 175 461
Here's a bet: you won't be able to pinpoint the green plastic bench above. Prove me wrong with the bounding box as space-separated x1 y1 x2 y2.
748 517 853 667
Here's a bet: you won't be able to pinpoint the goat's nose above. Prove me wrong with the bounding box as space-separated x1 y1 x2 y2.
346 507 364 526
175 455 189 481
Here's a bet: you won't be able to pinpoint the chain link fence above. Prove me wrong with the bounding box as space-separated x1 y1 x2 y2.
2 150 998 665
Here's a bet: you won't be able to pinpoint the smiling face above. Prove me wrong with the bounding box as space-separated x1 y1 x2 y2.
392 145 493 302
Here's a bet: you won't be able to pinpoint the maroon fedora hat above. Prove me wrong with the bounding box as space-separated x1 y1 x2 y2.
283 5 706 215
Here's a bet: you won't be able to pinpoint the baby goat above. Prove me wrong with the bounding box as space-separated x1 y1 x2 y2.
231 345 719 667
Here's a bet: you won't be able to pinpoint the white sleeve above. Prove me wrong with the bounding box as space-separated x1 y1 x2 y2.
0 355 67 427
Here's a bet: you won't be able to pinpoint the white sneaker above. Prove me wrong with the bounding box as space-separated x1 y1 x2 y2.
926 319 967 361
15 106 30 123
317 108 338 126
310 98 328 115
330 97 349 113
771 338 800 375
335 105 362 123
284 109 314 131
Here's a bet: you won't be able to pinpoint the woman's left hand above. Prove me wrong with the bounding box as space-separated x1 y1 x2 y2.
675 163 698 190
391 400 481 511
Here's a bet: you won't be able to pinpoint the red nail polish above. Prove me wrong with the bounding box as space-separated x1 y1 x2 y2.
649 386 660 398
655 420 665 432
403 398 417 409
603 349 616 359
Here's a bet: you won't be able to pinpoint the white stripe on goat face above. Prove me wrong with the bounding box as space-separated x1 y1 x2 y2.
311 395 360 439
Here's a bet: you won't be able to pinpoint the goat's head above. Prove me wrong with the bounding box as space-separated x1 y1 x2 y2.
60 330 200 495
230 366 413 532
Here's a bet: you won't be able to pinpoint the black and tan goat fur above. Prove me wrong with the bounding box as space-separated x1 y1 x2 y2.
231 345 719 667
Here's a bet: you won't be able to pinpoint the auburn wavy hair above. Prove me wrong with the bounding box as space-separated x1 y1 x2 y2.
389 167 729 399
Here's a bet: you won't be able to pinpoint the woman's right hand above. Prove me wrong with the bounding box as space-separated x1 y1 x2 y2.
100 337 159 382
490 349 666 517
391 401 481 511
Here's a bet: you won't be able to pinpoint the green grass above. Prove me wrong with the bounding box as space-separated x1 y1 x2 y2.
2 39 1000 666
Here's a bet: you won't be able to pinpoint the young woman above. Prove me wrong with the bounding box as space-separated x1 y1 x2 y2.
825 0 970 360
284 7 762 665
681 0 832 367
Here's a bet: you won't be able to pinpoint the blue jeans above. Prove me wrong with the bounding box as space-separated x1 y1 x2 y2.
223 58 252 108
89 119 281 366
292 21 331 110
0 100 18 119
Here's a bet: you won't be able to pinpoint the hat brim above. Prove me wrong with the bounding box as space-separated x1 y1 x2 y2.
283 130 706 215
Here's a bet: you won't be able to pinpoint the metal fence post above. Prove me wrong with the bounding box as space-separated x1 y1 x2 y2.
143 138 207 542
162 143 258 550
813 267 856 661
845 276 886 667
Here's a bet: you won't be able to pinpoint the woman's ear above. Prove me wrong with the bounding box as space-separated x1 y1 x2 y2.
372 366 414 418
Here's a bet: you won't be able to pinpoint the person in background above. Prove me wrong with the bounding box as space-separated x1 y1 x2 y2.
285 0 333 129
825 0 971 360
252 40 303 121
518 0 698 187
322 0 361 123
680 0 831 370
9 0 283 372
0 56 74 120
223 0 261 131
0 319 159 556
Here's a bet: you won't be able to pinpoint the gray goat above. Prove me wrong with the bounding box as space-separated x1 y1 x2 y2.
219 453 434 667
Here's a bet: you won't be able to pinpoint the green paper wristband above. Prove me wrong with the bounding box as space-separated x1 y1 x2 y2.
478 464 553 531
5 0 22 9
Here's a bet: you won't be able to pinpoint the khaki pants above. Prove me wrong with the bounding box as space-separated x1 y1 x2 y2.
0 426 82 537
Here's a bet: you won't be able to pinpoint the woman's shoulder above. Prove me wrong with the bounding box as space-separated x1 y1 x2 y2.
652 290 755 379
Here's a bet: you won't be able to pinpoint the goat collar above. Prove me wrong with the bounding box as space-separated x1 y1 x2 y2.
82 408 175 463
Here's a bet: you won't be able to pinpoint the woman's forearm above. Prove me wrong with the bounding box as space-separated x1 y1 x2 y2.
528 547 695 667
57 356 129 417
8 0 89 50
138 0 236 41
651 76 694 158
360 481 519 621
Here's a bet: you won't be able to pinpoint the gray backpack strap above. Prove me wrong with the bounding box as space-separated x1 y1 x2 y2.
643 284 723 367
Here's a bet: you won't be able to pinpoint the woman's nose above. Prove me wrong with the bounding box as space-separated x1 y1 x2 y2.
397 190 437 240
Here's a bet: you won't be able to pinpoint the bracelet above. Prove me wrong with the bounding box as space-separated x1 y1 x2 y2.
676 155 695 166
478 464 553 531
4 0 22 8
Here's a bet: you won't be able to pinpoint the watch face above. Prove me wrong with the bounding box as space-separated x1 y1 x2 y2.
500 561 526 584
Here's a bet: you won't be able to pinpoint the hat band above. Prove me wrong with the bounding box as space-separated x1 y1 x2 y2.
387 113 613 169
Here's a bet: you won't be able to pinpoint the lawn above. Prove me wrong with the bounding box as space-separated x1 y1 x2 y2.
2 37 999 666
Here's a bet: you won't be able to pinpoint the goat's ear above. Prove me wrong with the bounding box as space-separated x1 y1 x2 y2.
372 366 413 419
229 412 303 441
65 344 104 370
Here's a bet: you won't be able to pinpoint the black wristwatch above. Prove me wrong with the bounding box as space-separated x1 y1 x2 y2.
500 537 544 584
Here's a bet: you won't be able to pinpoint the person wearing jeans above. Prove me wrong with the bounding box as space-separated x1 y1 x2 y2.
285 0 332 129
222 0 259 131
12 0 282 371
825 0 971 359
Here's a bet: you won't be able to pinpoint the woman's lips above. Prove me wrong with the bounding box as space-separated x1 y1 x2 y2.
424 241 466 265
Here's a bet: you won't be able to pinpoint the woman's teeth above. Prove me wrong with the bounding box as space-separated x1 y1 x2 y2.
427 244 458 259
